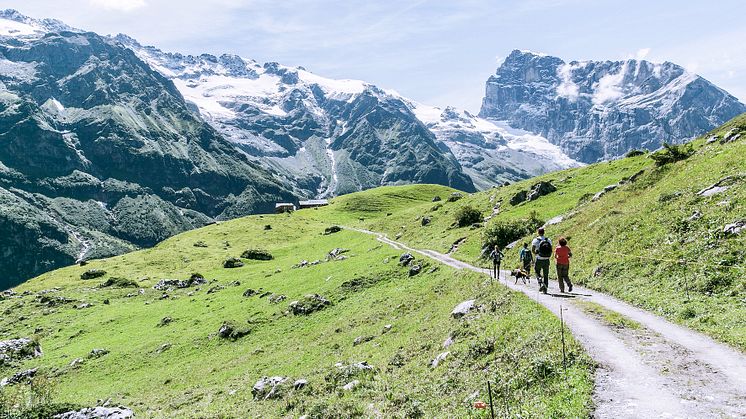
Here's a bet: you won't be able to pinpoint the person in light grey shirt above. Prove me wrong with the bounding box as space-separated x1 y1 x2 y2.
531 227 553 293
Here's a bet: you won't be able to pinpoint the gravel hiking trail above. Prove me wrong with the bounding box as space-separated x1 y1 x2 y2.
349 227 746 418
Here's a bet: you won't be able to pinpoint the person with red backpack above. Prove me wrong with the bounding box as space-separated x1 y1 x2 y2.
531 227 552 294
554 237 573 293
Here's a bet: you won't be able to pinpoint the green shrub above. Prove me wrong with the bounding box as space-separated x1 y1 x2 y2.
482 212 544 251
0 373 72 419
625 149 646 158
240 249 273 260
649 143 693 166
454 206 482 227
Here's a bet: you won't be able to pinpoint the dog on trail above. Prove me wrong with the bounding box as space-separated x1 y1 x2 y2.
510 268 530 285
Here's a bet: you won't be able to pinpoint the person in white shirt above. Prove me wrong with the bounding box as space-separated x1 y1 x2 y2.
531 227 553 294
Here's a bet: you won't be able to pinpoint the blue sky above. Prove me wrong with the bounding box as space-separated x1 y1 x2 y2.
6 0 746 112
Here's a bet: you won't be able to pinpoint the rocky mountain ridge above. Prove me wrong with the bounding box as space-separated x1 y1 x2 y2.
479 49 746 162
0 10 293 287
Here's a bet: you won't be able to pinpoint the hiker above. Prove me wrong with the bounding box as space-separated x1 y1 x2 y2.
555 237 573 292
519 242 533 275
531 227 552 293
489 245 504 280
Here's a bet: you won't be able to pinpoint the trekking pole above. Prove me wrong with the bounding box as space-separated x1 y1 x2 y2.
487 380 495 419
560 305 567 378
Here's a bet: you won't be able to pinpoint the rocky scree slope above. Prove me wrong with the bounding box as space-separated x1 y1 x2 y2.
0 10 293 288
480 49 746 162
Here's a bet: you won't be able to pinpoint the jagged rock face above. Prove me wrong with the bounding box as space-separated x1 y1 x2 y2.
121 37 475 196
0 11 292 288
479 50 746 163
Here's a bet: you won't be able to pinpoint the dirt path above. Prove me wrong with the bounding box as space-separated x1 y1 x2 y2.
348 227 746 418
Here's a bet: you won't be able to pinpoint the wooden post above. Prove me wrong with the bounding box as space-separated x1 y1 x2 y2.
487 380 495 419
560 305 567 375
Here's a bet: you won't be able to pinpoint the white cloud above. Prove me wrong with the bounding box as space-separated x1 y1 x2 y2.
89 0 146 12
592 62 628 105
636 48 651 60
556 63 580 101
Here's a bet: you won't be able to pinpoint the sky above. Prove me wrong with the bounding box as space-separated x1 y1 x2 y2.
5 0 746 112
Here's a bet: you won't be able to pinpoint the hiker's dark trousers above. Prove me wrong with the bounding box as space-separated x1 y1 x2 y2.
535 259 550 290
493 262 501 279
522 260 531 275
556 263 572 292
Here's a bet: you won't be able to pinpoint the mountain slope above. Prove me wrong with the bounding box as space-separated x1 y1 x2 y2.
0 10 293 287
121 37 476 196
0 185 593 418
479 49 746 162
122 38 584 193
337 113 746 350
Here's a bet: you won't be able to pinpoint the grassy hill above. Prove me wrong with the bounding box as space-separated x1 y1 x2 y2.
3 114 744 417
326 114 746 351
0 185 592 417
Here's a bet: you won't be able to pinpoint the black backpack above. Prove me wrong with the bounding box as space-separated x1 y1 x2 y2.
538 238 552 258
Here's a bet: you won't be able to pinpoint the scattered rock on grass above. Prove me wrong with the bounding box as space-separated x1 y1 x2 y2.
207 285 225 294
223 257 244 268
99 277 138 288
353 336 374 346
399 253 414 266
293 379 308 390
157 317 173 327
0 368 37 387
592 184 619 201
409 264 422 276
193 241 208 248
88 348 109 359
153 274 207 291
218 322 251 340
289 294 331 315
421 216 431 226
527 181 557 201
268 294 286 304
342 380 360 391
451 300 475 319
431 352 450 368
243 289 258 297
155 343 172 354
327 248 349 261
723 220 746 236
432 196 442 202
252 376 288 400
80 269 106 280
54 406 134 419
324 226 342 235
0 338 42 361
447 192 463 202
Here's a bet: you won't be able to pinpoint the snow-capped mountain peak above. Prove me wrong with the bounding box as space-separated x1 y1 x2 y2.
0 9 77 38
480 49 746 162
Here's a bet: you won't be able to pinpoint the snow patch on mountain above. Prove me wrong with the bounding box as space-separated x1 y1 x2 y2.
0 9 77 38
410 102 581 187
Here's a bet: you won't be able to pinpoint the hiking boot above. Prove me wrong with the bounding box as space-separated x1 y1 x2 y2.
568 284 573 292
